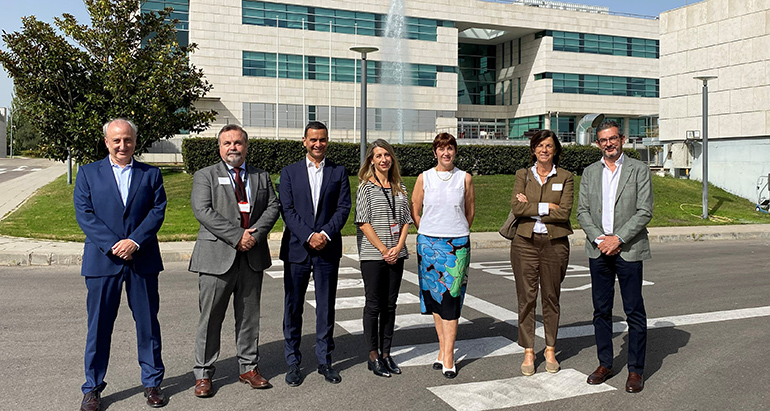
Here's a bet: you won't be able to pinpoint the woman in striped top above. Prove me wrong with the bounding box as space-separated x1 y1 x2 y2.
355 139 413 378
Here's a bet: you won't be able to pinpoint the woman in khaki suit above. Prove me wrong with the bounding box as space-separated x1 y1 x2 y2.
510 129 574 376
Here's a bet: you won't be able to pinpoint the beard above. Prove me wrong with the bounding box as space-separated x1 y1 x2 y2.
224 152 243 166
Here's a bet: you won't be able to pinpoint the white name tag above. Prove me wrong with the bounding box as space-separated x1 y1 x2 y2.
390 224 400 236
218 177 231 185
238 201 251 213
552 183 563 191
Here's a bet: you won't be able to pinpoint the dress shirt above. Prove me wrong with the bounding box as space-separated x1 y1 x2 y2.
305 156 330 241
109 157 139 249
224 162 251 203
530 164 556 234
597 153 625 243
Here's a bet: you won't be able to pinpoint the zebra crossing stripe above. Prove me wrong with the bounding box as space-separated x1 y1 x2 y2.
389 336 522 367
337 313 470 335
265 265 360 279
427 368 615 411
308 293 419 309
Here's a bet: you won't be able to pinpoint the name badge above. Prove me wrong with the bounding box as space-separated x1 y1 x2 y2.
390 224 400 236
552 183 563 191
238 201 250 213
218 177 230 185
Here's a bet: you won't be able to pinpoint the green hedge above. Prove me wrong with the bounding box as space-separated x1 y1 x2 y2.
181 138 640 176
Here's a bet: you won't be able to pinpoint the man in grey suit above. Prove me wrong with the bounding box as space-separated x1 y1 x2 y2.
577 120 653 394
189 124 281 397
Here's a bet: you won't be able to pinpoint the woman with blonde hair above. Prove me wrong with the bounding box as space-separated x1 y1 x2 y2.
355 139 413 377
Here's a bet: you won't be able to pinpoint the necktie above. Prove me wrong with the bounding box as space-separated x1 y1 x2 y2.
232 168 249 229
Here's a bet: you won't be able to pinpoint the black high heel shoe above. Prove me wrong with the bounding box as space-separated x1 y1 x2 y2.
367 358 391 377
382 356 402 375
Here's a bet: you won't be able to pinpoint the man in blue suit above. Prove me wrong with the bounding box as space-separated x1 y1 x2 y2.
279 121 351 386
74 118 168 411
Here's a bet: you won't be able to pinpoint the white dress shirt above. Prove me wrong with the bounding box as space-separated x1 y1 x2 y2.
305 156 329 241
530 164 556 234
598 153 625 243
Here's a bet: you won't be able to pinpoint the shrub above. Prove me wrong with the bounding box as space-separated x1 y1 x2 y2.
181 137 641 176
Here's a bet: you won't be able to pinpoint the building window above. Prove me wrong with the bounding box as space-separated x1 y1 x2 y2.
517 37 522 64
243 50 452 87
508 115 543 139
242 0 451 41
538 30 659 59
458 43 497 105
517 77 522 104
141 0 189 47
544 72 658 97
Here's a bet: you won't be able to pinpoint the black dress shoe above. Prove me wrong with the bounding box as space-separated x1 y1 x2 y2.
367 358 391 377
144 386 167 408
318 364 341 384
383 356 402 375
285 364 302 387
80 390 101 411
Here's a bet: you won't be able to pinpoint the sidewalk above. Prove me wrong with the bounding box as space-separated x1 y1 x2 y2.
2 224 769 266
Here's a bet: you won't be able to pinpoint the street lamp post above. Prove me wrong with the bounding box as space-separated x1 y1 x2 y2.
350 46 378 166
694 75 717 219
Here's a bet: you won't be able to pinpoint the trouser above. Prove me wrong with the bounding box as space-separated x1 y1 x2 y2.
283 255 339 366
511 233 569 348
83 265 164 394
194 253 264 379
589 254 647 374
360 258 404 354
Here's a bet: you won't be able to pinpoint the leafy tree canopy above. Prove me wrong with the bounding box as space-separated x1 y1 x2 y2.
0 0 216 163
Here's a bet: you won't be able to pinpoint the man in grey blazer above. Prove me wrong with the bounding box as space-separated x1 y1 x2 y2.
577 120 653 394
189 124 281 397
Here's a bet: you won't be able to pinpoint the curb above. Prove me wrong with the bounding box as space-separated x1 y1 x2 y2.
2 225 769 267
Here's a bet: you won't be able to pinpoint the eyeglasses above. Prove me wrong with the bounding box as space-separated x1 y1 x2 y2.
597 135 621 145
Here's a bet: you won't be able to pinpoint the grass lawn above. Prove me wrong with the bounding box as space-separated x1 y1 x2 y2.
1 170 768 242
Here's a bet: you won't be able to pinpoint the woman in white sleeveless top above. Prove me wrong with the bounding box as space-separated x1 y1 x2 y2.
411 133 475 379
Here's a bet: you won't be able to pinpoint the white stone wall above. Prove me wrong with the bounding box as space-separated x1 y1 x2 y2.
659 0 770 201
659 0 770 142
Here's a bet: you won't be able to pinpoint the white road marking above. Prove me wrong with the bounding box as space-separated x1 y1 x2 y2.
308 293 419 309
308 277 363 291
266 265 360 279
549 305 770 340
427 368 615 411
336 313 470 335
390 336 522 367
343 253 360 261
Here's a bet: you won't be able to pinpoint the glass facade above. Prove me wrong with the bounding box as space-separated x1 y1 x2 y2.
243 51 452 87
536 72 658 98
458 43 496 105
242 1 450 41
508 115 543 139
537 30 659 59
243 102 452 132
141 0 189 46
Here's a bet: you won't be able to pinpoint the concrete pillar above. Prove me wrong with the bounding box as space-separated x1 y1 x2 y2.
544 113 551 129
623 116 631 138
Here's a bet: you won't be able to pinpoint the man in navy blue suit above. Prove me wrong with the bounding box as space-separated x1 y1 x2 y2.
279 121 351 386
74 118 168 411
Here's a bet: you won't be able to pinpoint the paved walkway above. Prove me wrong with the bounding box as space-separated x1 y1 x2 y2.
2 224 770 266
0 157 768 266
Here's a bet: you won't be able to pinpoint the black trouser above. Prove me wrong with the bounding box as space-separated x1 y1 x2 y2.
360 258 404 354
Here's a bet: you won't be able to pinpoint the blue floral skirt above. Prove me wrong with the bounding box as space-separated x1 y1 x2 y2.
417 234 470 321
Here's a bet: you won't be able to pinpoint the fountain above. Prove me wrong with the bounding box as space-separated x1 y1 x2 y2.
380 0 413 143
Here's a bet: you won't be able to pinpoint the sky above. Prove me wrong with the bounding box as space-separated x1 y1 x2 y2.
0 0 702 110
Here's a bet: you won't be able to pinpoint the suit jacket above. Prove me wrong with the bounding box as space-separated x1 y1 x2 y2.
576 155 653 261
278 158 351 263
189 161 281 275
74 157 166 277
511 166 574 240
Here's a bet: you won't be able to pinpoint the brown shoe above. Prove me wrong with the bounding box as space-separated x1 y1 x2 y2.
144 386 167 408
80 390 101 411
586 366 612 384
625 372 644 393
194 379 213 398
240 368 272 389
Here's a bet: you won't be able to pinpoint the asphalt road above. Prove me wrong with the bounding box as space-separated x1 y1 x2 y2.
1 239 768 410
0 158 61 185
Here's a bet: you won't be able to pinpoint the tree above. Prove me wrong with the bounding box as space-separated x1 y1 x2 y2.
0 0 216 164
7 93 43 154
